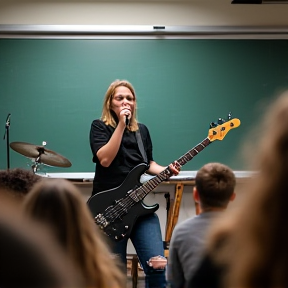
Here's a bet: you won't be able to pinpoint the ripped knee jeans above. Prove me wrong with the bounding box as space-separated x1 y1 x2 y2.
113 213 167 288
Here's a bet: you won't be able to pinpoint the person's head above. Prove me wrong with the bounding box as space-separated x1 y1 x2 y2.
101 79 138 131
193 162 236 212
23 178 125 288
0 168 41 202
0 199 83 288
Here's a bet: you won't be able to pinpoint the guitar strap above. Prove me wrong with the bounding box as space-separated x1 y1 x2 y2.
136 127 148 164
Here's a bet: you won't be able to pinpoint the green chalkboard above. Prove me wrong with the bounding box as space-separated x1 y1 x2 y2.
1 38 288 173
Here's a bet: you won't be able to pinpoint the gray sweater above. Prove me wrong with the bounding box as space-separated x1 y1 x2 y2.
167 211 222 288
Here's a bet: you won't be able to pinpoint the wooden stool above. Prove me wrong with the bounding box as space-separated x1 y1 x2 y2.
127 254 138 288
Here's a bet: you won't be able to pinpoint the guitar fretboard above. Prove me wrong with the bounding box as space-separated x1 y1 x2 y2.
129 137 211 202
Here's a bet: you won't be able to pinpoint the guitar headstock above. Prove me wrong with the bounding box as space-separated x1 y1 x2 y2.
208 113 241 142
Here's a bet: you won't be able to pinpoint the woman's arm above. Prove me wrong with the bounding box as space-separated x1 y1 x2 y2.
146 161 166 175
96 121 126 167
147 160 180 176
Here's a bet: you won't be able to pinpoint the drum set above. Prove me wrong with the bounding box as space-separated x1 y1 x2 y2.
9 141 72 173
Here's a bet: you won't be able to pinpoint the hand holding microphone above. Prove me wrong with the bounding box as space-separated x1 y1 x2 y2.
125 115 129 126
121 108 131 127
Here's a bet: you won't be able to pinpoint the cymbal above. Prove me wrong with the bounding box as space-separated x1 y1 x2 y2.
10 142 72 168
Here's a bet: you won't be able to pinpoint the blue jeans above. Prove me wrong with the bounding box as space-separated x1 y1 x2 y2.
112 213 166 288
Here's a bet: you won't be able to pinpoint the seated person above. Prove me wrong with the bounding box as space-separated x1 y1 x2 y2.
167 162 236 288
0 198 83 288
188 91 288 288
23 178 126 288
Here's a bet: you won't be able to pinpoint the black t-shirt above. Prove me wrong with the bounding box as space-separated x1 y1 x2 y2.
89 119 153 194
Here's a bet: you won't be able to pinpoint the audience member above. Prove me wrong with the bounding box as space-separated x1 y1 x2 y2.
188 91 288 288
0 168 40 202
167 162 236 288
0 198 83 288
23 178 126 288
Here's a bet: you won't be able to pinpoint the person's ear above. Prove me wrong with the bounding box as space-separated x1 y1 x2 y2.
230 192 236 202
193 187 200 203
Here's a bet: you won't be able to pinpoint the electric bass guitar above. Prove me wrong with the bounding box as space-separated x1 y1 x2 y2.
87 115 241 241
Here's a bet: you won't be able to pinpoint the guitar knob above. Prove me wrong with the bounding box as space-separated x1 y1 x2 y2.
210 122 217 128
125 226 129 230
218 118 225 124
115 236 118 240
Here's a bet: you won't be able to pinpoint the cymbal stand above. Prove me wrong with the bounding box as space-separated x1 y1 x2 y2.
3 113 11 170
31 146 45 174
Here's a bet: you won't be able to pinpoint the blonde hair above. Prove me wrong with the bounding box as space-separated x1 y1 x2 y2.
101 79 138 131
23 178 125 288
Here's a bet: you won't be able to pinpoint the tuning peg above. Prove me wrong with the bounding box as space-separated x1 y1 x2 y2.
218 118 225 125
210 122 218 128
228 112 232 120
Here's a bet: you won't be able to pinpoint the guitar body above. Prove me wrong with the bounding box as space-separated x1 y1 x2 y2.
87 163 159 241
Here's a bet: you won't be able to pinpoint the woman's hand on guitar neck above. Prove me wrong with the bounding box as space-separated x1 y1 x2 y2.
147 160 181 176
168 161 181 176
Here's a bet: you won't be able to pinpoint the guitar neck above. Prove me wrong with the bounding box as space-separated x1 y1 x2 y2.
175 137 211 167
133 137 211 200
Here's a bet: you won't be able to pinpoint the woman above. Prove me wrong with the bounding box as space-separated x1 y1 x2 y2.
89 79 180 288
23 178 125 288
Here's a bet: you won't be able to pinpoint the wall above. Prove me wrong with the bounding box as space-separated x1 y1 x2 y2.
0 0 288 27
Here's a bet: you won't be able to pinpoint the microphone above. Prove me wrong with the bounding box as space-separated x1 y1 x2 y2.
125 115 130 126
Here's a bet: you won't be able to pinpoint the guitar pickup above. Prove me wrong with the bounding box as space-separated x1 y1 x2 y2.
94 214 109 228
